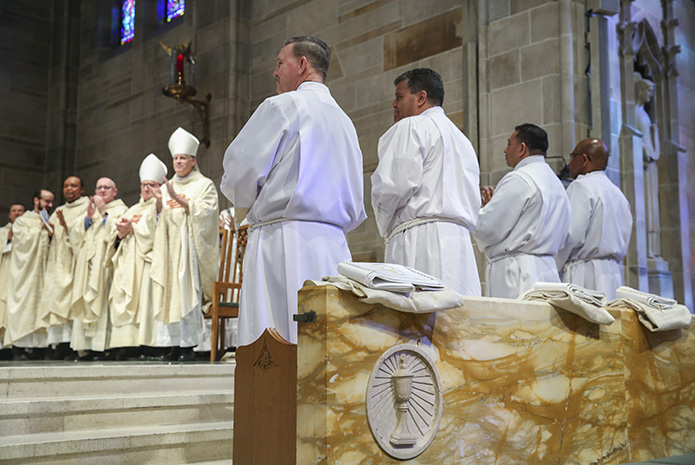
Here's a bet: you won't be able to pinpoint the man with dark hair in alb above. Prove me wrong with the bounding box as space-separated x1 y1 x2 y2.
371 68 482 296
474 124 571 299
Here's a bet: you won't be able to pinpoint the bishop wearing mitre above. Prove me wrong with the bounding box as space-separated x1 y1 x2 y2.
151 127 219 361
108 154 167 350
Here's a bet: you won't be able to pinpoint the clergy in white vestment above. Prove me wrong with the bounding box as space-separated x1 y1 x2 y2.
70 177 128 355
108 154 167 349
4 190 54 356
371 68 481 296
0 202 27 348
150 127 219 362
473 124 570 299
556 138 632 300
40 176 89 352
221 36 367 346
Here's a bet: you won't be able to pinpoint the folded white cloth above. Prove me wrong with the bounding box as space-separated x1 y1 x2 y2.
305 275 464 313
520 282 614 325
615 286 677 309
337 262 444 293
607 287 692 332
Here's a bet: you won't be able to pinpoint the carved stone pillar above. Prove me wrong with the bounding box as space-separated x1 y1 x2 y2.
657 0 693 309
617 1 649 291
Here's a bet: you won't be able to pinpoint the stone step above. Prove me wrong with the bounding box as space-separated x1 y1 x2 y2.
0 391 234 436
0 361 236 399
0 421 234 465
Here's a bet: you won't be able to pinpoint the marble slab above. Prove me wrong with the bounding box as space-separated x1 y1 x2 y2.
296 285 695 465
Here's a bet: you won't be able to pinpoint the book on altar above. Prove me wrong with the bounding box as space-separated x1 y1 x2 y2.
337 262 444 293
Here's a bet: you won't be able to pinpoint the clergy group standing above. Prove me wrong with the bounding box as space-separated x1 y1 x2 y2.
1 37 640 359
1 127 221 362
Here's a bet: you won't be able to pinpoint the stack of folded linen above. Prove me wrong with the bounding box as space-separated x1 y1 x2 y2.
606 286 692 332
520 282 614 325
306 262 463 313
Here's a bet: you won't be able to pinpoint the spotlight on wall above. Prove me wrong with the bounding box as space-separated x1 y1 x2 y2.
160 39 212 147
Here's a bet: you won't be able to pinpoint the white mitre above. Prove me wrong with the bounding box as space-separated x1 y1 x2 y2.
139 153 168 182
168 127 199 157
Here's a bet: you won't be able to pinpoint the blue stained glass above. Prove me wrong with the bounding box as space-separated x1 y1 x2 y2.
120 0 135 45
166 0 185 22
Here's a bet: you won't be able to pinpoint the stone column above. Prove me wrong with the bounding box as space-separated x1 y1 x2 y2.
656 0 693 309
617 1 649 291
45 0 81 195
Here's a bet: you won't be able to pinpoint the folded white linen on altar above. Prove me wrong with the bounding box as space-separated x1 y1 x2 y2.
615 286 678 309
606 287 692 332
305 275 463 313
520 282 614 325
336 262 445 293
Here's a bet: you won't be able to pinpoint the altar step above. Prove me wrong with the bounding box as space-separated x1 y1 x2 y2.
0 362 235 464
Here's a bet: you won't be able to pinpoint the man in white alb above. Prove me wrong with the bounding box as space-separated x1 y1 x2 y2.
221 36 367 346
473 124 570 299
557 138 632 300
371 68 481 296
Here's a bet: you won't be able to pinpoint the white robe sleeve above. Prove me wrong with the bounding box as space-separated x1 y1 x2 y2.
474 173 532 250
556 181 593 267
371 120 425 237
220 99 290 210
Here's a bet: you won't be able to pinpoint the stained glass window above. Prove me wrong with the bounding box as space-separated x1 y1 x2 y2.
120 0 135 45
166 0 185 22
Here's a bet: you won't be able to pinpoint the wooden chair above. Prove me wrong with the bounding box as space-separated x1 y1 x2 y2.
209 224 249 361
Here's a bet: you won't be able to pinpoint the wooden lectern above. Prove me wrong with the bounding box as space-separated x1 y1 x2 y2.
233 329 297 464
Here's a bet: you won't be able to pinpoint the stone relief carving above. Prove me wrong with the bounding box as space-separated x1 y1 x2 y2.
366 343 443 460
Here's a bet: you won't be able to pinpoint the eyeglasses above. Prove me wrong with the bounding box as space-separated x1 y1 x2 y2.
569 152 591 162
96 185 115 190
141 182 157 188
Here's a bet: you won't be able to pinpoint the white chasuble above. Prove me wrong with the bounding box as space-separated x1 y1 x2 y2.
0 223 12 345
4 212 50 346
108 196 158 347
40 196 89 343
151 170 219 327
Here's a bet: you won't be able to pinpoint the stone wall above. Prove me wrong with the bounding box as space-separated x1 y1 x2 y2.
65 0 249 206
0 0 53 216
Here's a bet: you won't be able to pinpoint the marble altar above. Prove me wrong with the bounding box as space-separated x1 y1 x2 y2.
296 285 695 465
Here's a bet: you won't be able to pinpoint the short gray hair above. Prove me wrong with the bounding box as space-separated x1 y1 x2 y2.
284 36 331 79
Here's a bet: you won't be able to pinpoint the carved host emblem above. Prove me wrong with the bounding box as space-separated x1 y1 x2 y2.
366 344 443 460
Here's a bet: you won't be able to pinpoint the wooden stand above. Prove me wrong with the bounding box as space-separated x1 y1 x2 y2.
233 329 297 465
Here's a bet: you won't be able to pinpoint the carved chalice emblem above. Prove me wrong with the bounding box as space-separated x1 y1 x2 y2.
390 355 417 447
366 344 443 460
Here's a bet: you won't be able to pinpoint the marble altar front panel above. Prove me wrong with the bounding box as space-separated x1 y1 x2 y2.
296 285 695 465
